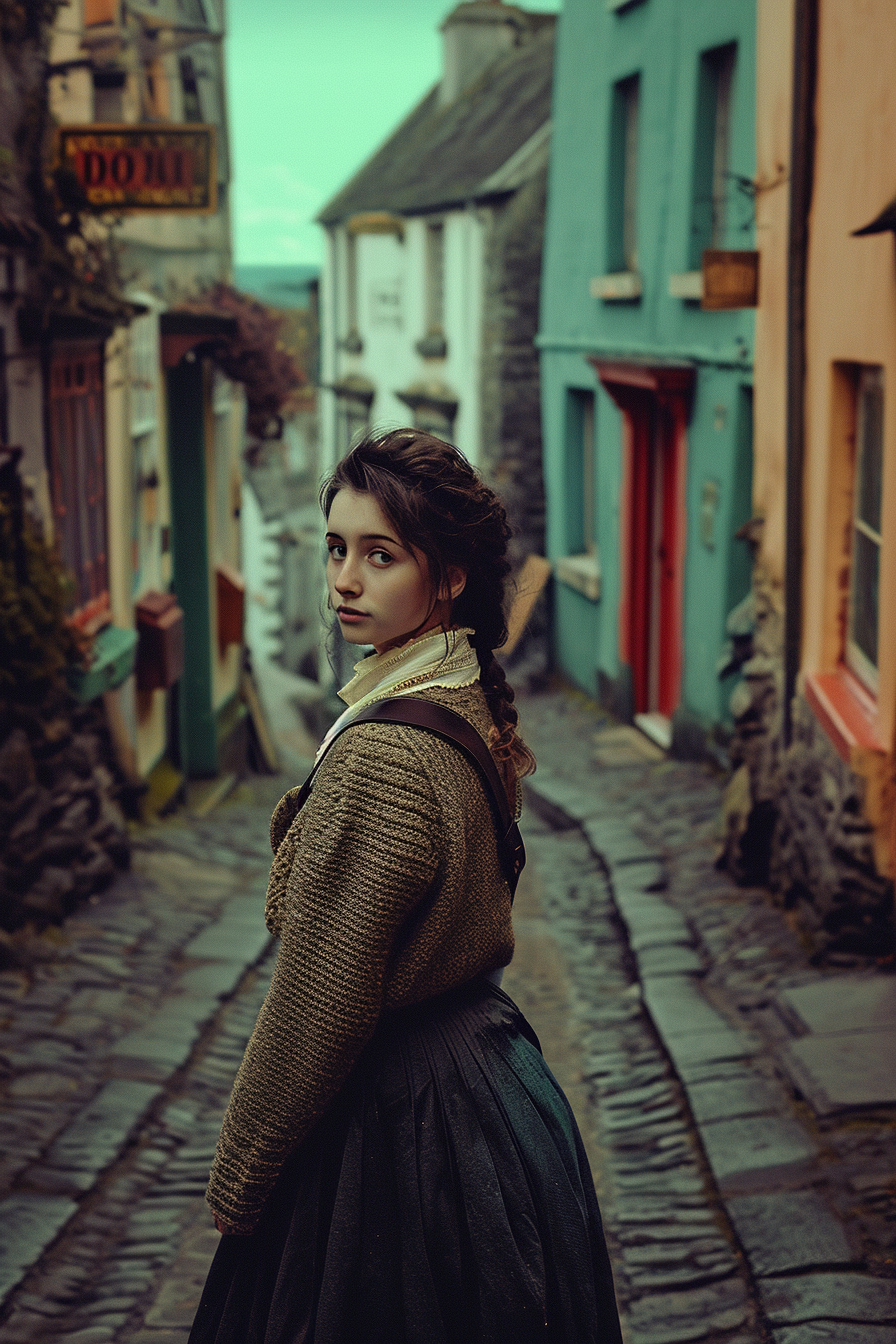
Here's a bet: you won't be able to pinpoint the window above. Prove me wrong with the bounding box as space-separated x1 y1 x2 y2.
847 366 884 690
554 388 600 602
607 74 640 274
416 221 448 356
566 389 596 556
425 222 445 333
690 44 737 268
179 56 202 122
340 231 362 352
336 393 371 455
92 67 126 122
47 345 109 625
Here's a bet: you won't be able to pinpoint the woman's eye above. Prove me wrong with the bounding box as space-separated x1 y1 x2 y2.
327 543 346 560
370 550 393 566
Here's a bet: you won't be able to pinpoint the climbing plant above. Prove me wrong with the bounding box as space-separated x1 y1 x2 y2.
188 283 307 440
0 457 84 705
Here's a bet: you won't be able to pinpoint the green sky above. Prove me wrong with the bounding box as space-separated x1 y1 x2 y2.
225 0 562 266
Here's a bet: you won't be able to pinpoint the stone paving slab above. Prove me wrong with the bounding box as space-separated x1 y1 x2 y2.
725 1191 854 1276
779 976 896 1034
782 1028 896 1113
759 1272 896 1325
642 976 732 1038
636 945 705 977
584 817 663 867
0 1195 78 1301
698 1114 819 1190
616 899 694 949
663 1027 758 1072
181 899 272 963
772 1326 896 1344
683 1073 790 1125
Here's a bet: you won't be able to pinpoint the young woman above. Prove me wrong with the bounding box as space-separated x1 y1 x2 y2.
189 429 623 1344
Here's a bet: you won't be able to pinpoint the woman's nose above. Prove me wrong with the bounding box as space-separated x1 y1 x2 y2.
334 558 361 594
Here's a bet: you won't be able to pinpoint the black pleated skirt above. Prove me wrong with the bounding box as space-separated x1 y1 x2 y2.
188 979 623 1344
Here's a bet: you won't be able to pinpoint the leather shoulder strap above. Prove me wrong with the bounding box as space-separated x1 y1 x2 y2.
295 695 526 897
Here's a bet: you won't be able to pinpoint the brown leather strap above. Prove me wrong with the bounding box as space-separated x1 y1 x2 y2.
295 696 526 897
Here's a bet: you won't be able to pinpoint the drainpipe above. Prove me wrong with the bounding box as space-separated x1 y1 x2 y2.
783 0 819 745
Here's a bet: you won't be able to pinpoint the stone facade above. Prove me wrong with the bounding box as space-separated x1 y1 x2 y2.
479 168 548 566
720 571 893 958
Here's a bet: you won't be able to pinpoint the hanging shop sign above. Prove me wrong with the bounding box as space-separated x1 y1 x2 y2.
56 125 216 213
701 249 760 310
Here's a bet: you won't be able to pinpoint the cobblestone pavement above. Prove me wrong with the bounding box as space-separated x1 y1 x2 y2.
0 774 289 1342
0 687 894 1343
518 686 896 1344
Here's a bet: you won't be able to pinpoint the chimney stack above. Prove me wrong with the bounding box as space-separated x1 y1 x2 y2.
439 1 530 107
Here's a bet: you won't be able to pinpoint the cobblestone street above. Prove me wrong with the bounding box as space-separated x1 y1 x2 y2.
0 688 894 1343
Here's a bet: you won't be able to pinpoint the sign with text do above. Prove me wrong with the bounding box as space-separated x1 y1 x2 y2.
56 125 216 213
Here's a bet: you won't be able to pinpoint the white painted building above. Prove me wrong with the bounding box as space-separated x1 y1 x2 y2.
317 0 555 555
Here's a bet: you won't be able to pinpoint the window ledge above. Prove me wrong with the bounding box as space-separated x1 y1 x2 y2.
555 553 601 602
803 668 885 764
668 271 703 301
590 271 642 303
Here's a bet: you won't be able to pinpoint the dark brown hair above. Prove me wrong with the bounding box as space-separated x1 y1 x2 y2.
320 428 535 784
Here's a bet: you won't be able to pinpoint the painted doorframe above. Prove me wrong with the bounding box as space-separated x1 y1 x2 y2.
588 358 695 719
165 352 216 777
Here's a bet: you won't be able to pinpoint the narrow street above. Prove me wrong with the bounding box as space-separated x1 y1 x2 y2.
0 688 894 1344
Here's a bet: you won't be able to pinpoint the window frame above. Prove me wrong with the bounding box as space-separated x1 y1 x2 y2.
845 364 884 693
689 43 738 269
607 73 640 276
47 343 110 629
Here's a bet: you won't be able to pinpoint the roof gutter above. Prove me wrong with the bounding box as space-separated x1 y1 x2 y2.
783 0 818 745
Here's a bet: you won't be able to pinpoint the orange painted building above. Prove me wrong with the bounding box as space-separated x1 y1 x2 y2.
800 0 896 877
728 0 895 951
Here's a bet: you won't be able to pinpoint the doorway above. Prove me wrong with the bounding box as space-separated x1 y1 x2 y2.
589 359 694 743
628 395 680 722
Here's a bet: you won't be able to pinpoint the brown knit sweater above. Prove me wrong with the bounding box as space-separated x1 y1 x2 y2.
205 682 516 1233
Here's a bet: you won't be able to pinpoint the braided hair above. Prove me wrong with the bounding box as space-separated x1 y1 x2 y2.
320 429 536 784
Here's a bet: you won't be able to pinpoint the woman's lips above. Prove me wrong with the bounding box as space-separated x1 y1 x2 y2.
337 607 369 624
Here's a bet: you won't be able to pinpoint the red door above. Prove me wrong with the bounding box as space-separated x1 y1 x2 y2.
627 397 680 716
589 359 694 723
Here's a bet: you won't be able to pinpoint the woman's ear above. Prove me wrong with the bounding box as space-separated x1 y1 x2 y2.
444 566 466 601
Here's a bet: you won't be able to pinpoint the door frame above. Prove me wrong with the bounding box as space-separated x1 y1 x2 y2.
588 358 695 719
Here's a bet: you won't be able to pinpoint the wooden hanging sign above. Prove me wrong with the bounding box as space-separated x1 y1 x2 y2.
56 125 216 213
701 249 759 310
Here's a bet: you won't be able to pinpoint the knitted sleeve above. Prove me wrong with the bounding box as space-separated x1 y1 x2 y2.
205 722 441 1233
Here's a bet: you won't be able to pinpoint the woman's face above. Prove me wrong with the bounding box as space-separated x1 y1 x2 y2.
326 488 462 655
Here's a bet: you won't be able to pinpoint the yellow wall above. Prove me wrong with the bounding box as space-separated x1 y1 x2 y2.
802 0 896 754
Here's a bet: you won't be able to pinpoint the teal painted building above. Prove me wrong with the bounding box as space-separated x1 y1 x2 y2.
539 0 755 751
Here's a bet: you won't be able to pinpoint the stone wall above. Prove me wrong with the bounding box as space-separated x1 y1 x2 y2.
0 697 131 944
479 167 550 683
719 566 893 958
479 167 548 565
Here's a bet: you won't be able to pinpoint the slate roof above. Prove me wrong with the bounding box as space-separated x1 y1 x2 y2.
317 18 555 225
